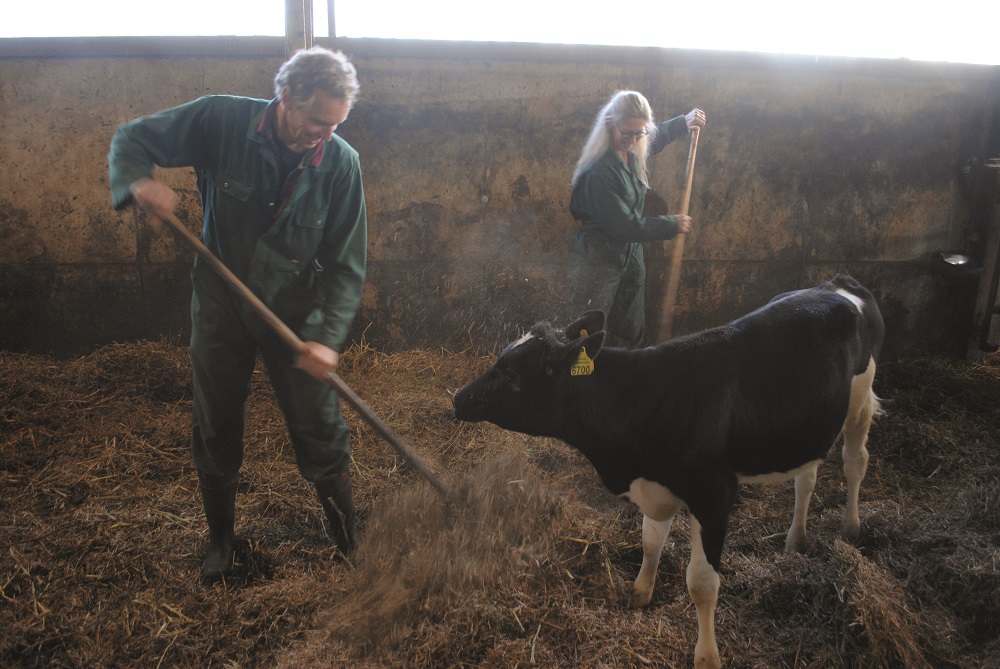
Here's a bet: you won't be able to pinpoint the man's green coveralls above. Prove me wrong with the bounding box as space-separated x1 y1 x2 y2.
109 94 366 493
567 115 688 348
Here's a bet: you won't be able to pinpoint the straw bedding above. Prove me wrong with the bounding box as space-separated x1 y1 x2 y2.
2 341 998 668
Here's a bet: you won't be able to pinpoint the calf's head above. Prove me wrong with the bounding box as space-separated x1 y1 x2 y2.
453 310 606 435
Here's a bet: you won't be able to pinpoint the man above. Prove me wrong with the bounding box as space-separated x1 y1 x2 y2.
108 47 367 581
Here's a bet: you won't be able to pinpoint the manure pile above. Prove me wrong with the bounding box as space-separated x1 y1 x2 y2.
2 342 999 668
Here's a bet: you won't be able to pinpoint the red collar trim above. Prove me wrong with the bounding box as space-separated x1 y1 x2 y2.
259 99 326 167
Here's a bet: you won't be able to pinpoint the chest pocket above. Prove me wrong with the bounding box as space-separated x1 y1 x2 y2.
216 172 254 203
293 209 326 229
619 173 642 213
282 209 326 264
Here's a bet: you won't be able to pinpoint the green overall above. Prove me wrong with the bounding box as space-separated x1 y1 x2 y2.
567 116 688 348
109 95 367 487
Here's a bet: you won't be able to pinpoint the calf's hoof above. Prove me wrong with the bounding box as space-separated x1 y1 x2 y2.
841 520 861 543
629 586 653 608
784 532 807 554
694 650 722 669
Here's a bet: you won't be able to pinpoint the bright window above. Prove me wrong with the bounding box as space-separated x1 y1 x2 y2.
3 0 999 67
334 0 1000 66
1 0 284 37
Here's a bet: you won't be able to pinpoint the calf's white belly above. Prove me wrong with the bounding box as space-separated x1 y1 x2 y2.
736 459 823 484
622 458 824 518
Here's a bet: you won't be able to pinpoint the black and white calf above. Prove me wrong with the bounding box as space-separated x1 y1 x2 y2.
453 274 884 669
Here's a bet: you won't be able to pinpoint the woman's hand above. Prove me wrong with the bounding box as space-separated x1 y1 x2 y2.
685 108 706 132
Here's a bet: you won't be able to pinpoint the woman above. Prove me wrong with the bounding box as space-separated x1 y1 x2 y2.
567 90 706 348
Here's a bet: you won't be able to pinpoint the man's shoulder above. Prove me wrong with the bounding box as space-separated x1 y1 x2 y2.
321 133 361 168
196 94 269 105
191 95 269 114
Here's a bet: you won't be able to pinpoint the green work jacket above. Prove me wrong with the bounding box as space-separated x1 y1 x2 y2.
569 115 689 245
108 95 367 352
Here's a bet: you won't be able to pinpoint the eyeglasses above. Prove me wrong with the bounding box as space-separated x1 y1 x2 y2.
616 125 649 139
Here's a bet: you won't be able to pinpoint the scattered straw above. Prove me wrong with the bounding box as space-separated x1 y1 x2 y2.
2 345 999 668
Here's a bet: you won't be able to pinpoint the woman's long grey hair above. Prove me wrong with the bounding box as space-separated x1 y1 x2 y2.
570 90 656 189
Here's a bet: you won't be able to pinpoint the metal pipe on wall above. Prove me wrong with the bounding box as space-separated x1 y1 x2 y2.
285 0 314 56
975 162 1000 352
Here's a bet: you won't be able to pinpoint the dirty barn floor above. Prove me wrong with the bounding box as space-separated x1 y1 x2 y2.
2 341 999 668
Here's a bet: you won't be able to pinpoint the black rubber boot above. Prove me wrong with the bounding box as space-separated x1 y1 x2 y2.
197 471 238 583
315 472 358 556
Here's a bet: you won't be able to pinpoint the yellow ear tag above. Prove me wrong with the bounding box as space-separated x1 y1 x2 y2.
570 328 595 376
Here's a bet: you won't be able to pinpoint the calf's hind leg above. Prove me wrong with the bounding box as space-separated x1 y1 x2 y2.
784 462 818 553
687 515 722 669
841 358 880 541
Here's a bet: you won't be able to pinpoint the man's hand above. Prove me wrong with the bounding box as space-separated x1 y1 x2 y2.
295 341 341 381
129 178 180 234
675 214 693 234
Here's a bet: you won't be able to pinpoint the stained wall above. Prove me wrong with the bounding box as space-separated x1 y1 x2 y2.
2 39 998 358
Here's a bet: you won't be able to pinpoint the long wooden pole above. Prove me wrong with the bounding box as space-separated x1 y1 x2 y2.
658 127 701 340
161 211 451 500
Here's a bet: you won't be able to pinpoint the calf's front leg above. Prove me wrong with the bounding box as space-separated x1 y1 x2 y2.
630 514 677 607
624 480 684 608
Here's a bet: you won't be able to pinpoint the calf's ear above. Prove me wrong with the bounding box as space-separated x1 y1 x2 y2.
566 310 606 340
554 330 606 377
579 330 605 360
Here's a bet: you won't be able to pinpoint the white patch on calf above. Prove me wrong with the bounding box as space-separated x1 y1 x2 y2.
687 515 723 669
623 478 684 521
501 332 534 355
624 479 686 610
841 355 879 541
836 288 865 312
511 332 533 348
736 459 823 485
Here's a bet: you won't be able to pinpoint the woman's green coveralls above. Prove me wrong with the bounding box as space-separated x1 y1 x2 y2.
109 95 367 495
567 115 688 349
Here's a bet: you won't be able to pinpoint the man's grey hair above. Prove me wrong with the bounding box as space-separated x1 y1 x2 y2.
273 47 359 108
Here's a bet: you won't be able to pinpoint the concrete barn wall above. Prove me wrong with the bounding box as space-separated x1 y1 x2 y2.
1 40 997 359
